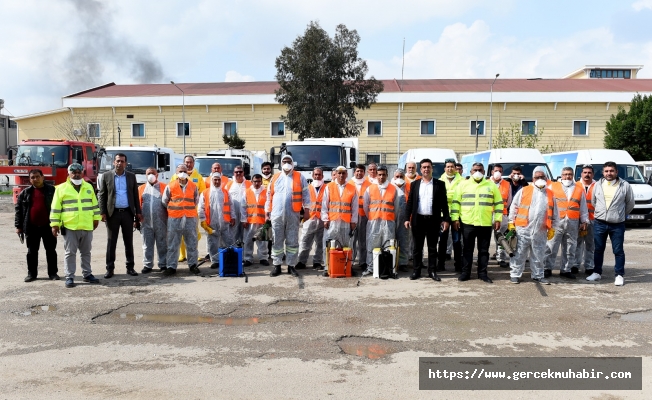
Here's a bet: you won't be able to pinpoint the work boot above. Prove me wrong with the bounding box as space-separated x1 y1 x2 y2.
210 263 219 269
260 259 269 266
270 265 282 277
189 265 200 275
458 273 470 282
287 266 299 277
544 269 552 278
409 268 421 280
141 267 153 274
312 263 322 270
479 275 493 284
570 266 579 274
358 263 367 272
585 268 594 276
24 275 36 283
295 262 306 270
559 271 576 280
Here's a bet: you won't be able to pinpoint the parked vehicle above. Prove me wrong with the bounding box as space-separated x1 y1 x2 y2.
195 149 267 180
461 148 552 180
98 146 179 186
397 148 457 178
270 138 358 182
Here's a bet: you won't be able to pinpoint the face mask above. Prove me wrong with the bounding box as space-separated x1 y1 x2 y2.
392 178 405 186
472 171 484 181
446 173 455 178
177 172 188 179
147 174 156 183
262 172 272 179
311 179 323 188
493 171 502 180
512 174 520 181
353 177 365 185
282 163 293 172
535 179 547 188
70 178 83 185
562 179 573 187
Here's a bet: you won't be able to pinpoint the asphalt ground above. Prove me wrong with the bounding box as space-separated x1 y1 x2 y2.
1 202 651 399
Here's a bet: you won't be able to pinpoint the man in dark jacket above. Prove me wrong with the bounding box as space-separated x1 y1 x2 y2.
14 169 58 282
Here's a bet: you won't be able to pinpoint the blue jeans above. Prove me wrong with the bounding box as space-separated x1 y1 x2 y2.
593 219 625 276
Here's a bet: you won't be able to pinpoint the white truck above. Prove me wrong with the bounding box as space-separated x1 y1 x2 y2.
270 138 358 183
195 149 267 180
398 148 458 179
98 146 180 186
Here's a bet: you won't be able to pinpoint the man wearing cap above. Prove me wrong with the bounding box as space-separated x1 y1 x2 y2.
170 155 206 263
198 172 235 270
243 174 270 267
99 153 142 279
349 164 370 271
138 167 168 274
265 155 310 277
50 163 102 288
163 164 201 275
296 167 326 270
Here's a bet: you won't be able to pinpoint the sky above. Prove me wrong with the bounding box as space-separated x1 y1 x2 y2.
1 0 651 117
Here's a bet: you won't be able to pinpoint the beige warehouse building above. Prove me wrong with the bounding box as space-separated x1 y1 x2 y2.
14 65 652 165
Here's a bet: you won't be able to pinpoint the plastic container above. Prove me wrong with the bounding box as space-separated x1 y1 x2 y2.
373 246 397 278
328 247 353 278
219 247 243 277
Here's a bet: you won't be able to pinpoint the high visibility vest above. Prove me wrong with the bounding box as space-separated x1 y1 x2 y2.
514 185 554 229
350 178 371 218
308 184 325 220
245 187 266 224
167 180 198 219
577 181 595 220
551 181 582 220
202 187 231 225
205 175 231 189
50 180 101 230
367 184 397 221
138 181 166 205
439 172 463 209
497 179 511 216
269 171 304 212
451 178 504 226
224 179 251 193
327 182 356 223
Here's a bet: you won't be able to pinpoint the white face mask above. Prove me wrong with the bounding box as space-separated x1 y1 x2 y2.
177 172 188 179
311 179 323 188
262 172 272 179
353 177 365 185
493 171 502 180
282 163 293 172
147 174 157 184
512 174 520 181
392 178 405 186
562 179 573 187
472 171 484 181
534 179 547 188
70 178 83 185
446 172 455 178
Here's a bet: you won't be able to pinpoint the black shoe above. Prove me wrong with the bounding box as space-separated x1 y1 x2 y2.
358 263 367 272
479 276 493 284
49 274 60 280
510 277 520 284
210 263 219 269
499 261 509 268
436 262 446 272
398 265 408 272
585 268 594 276
65 278 75 288
570 266 579 274
260 259 269 266
458 274 470 282
454 264 463 273
243 260 253 267
312 263 322 270
270 265 282 277
162 268 177 276
295 262 306 270
544 269 552 278
446 254 452 260
189 265 200 275
409 269 421 280
491 253 497 260
428 270 441 281
141 267 153 274
323 270 329 277
24 275 36 282
83 274 100 284
159 267 168 272
559 271 576 280
126 269 139 277
288 266 299 277
104 270 114 279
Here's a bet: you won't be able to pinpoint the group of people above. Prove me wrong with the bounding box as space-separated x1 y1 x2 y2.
14 152 634 288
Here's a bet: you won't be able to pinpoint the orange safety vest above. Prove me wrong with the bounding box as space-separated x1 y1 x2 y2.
327 181 356 223
167 180 198 219
201 187 231 225
367 184 397 221
224 179 251 193
138 182 166 206
269 171 304 213
577 181 595 221
245 187 267 224
350 178 371 218
514 185 554 229
497 179 510 216
551 181 583 220
308 184 325 220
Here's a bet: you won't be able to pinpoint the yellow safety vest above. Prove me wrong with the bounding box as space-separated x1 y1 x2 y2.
451 178 504 226
50 179 101 230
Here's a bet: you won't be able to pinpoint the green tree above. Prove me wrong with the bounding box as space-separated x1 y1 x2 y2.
275 22 384 140
492 123 543 149
604 94 652 160
223 130 246 149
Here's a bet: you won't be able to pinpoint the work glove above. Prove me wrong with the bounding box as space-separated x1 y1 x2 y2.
508 222 515 231
579 230 588 237
201 221 214 235
547 228 555 240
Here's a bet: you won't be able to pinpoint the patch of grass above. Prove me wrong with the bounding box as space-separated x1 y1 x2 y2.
0 190 13 195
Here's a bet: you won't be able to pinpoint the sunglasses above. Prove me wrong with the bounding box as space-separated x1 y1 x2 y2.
69 168 83 173
234 171 244 174
444 158 456 163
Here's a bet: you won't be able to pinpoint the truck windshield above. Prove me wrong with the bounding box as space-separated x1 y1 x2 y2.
412 162 445 179
493 163 552 181
575 164 646 184
195 158 242 177
101 150 156 174
286 145 340 171
15 145 69 167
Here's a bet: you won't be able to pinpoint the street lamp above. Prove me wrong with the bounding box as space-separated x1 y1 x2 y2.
489 73 499 150
170 81 186 155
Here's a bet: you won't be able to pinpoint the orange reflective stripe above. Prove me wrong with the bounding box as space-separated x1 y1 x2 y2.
138 182 165 206
308 185 325 220
578 181 595 220
499 179 510 216
168 180 198 219
368 184 396 221
351 179 371 217
245 187 267 224
327 182 356 223
202 187 231 225
552 182 582 220
514 186 553 229
269 172 303 213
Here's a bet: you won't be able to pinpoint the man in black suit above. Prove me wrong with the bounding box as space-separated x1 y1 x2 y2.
404 158 450 281
98 153 142 278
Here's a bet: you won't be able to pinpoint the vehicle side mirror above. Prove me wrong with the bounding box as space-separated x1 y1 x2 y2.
350 161 356 168
243 163 251 176
350 148 356 162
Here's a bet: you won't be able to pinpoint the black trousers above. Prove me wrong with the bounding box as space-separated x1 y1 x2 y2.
106 209 135 271
26 224 58 277
411 214 440 270
438 225 463 268
461 224 492 277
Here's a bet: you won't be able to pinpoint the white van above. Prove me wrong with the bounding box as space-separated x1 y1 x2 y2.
543 150 652 226
397 148 457 178
460 148 553 180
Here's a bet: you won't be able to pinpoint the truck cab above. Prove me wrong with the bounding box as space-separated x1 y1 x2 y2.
195 149 266 180
98 146 177 186
462 148 553 181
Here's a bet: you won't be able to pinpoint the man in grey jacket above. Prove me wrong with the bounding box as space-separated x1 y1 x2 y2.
586 161 635 286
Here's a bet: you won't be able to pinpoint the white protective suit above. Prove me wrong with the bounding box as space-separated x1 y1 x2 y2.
363 181 400 268
321 182 359 250
544 182 589 273
243 185 269 263
140 181 168 270
350 177 369 266
226 179 249 244
394 183 410 266
265 170 311 267
198 186 235 265
492 179 513 263
573 181 596 272
162 182 199 270
297 183 326 265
